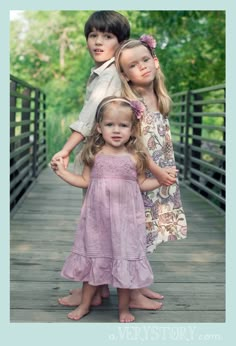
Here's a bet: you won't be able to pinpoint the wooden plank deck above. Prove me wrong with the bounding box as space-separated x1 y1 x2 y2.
10 167 225 323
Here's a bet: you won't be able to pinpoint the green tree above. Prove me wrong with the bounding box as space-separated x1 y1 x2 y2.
131 11 225 92
10 10 225 161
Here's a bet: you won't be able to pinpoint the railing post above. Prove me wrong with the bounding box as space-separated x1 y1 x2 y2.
42 92 47 166
10 80 17 209
191 93 202 186
179 94 185 177
21 88 31 172
183 90 191 181
10 81 17 158
33 89 40 177
221 87 226 207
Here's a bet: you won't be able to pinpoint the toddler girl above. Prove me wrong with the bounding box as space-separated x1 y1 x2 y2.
54 96 160 322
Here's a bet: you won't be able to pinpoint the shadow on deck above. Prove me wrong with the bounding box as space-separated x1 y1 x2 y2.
10 167 225 323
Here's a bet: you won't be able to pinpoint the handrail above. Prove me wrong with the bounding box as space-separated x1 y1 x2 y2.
170 84 225 211
10 75 47 213
9 76 225 212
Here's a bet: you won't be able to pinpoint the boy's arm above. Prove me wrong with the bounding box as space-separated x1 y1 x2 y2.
147 155 177 186
54 158 90 188
52 63 120 169
69 64 121 137
138 173 160 192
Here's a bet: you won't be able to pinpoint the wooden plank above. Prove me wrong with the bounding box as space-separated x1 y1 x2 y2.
10 240 225 252
10 232 224 245
10 309 225 323
10 252 225 263
10 268 225 283
10 259 225 273
11 219 225 232
10 282 225 311
10 222 225 235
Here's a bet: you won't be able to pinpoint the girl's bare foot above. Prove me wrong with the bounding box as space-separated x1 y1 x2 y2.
58 290 102 307
119 310 135 323
69 285 110 299
140 287 164 300
67 305 90 320
69 287 80 295
129 291 163 310
100 284 110 298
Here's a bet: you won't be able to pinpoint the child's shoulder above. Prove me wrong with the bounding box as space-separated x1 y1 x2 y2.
92 62 119 87
100 62 119 79
94 58 116 74
127 153 137 165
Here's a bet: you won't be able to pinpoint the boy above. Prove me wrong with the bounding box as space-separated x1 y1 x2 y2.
51 11 130 169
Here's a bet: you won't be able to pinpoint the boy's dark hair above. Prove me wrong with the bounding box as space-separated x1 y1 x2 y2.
84 11 130 43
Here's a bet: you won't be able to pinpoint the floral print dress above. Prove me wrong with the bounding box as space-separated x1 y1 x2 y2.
141 108 187 253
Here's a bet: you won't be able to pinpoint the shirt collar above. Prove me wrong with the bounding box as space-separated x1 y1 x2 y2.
91 57 115 76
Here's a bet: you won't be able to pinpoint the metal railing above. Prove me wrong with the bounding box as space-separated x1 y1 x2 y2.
10 75 47 212
9 76 225 212
170 84 225 211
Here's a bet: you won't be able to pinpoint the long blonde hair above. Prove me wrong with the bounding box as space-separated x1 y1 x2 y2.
80 96 148 174
115 39 172 116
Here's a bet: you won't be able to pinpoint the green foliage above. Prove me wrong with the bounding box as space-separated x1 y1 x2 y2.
10 10 225 162
134 11 225 92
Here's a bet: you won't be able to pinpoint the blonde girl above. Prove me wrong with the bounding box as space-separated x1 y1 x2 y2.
115 35 187 252
53 96 161 322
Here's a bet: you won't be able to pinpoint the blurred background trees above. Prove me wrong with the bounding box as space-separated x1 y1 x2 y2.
10 10 225 160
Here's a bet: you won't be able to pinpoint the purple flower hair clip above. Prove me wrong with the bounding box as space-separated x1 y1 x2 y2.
140 34 157 50
130 100 145 119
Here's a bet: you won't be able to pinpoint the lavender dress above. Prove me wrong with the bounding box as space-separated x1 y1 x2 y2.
61 153 153 289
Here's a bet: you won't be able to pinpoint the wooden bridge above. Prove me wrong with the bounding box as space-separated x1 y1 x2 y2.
10 77 225 323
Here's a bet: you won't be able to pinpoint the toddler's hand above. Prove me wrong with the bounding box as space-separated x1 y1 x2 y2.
52 157 66 175
163 166 178 179
158 167 178 185
51 149 70 170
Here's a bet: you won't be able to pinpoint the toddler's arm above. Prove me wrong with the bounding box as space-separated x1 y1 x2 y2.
54 157 90 188
138 174 160 192
51 131 85 169
147 155 177 186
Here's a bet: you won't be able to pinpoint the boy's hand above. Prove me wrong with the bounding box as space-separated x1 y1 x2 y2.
51 149 70 170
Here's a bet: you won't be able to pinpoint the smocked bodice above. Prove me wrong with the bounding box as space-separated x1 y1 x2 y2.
91 153 137 181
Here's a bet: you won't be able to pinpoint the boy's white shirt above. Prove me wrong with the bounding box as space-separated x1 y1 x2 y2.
70 57 121 137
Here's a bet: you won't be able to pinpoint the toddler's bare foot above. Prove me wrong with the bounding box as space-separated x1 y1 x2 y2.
67 305 89 321
119 309 135 323
100 284 110 298
69 287 82 295
140 287 164 300
58 291 102 307
58 294 80 306
69 285 110 299
129 293 163 310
